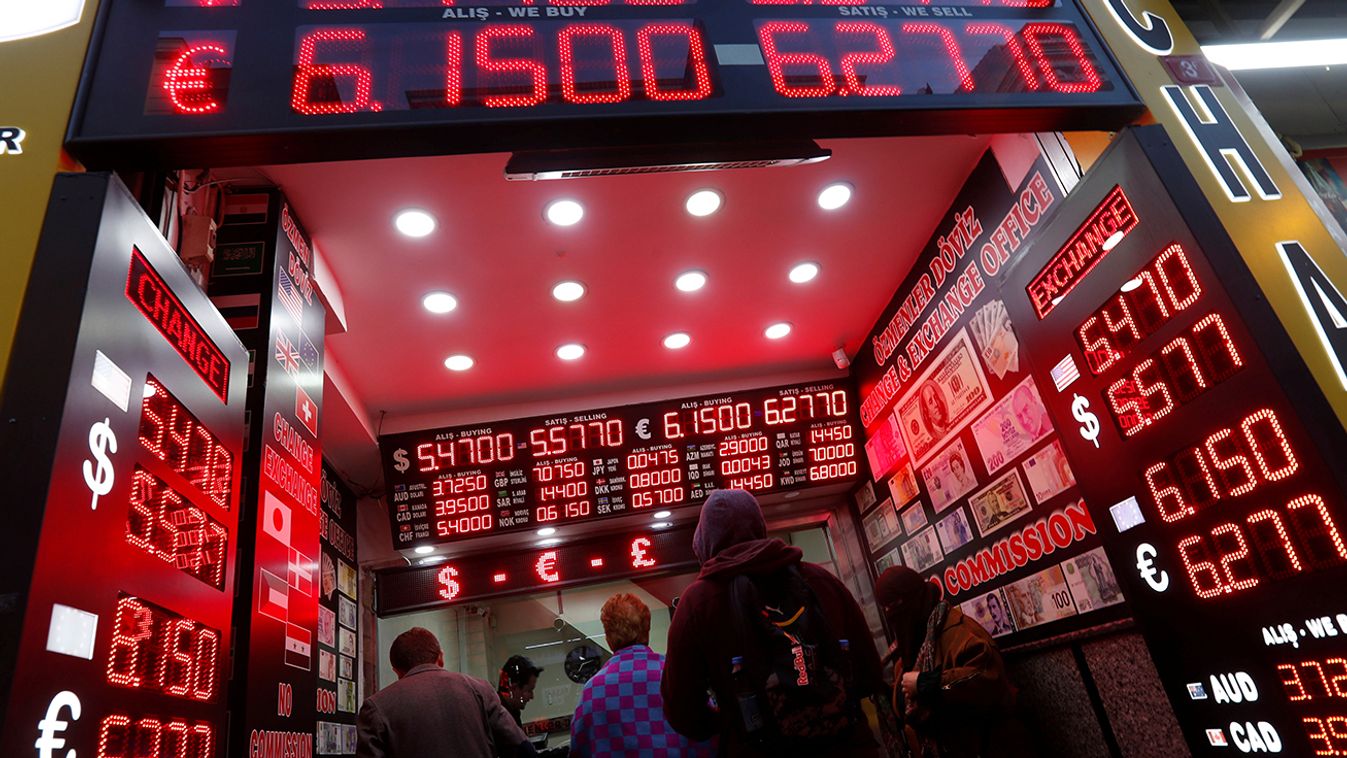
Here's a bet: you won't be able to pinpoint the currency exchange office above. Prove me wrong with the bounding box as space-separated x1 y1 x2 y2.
1 0 1346 756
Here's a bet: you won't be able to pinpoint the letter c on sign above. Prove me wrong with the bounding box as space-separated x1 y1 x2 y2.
1103 0 1173 55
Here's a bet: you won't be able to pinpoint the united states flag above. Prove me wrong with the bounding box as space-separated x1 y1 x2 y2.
1051 354 1081 392
276 267 304 326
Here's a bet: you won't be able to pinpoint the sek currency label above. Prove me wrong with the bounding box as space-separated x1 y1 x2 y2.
83 418 117 510
895 329 992 467
1071 394 1101 448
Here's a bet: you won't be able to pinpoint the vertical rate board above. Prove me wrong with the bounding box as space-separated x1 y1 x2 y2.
1002 127 1347 756
0 174 248 758
854 151 1123 647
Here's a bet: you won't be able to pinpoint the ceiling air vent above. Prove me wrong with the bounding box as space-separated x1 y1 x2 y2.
504 141 831 181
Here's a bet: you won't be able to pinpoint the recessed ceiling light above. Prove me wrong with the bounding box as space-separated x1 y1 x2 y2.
685 189 723 217
556 343 586 361
395 209 436 238
444 354 474 371
654 510 672 519
652 522 672 529
1120 277 1143 293
1102 230 1126 251
552 281 586 302
789 262 820 284
765 322 792 340
538 538 561 547
537 527 557 537
663 332 691 350
817 183 853 211
417 555 447 565
545 199 584 227
422 291 458 314
414 546 435 555
675 270 707 292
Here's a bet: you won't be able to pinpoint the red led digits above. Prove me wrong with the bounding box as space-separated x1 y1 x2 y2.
836 22 902 97
106 596 221 702
435 476 496 537
292 29 378 114
693 402 754 434
1302 717 1347 756
628 448 684 507
558 24 632 104
1077 242 1203 374
902 22 974 93
532 460 589 522
1019 22 1102 93
719 435 772 486
966 23 1037 90
530 420 622 457
96 716 212 758
140 377 233 510
634 23 712 101
162 43 230 114
1279 658 1347 702
477 25 548 107
417 433 515 471
126 468 229 589
758 22 835 98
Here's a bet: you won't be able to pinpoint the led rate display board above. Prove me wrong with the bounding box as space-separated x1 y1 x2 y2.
379 380 861 549
1001 128 1347 756
0 174 248 757
68 0 1139 166
378 526 699 614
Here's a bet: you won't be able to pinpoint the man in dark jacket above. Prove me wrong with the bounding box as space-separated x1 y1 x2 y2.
661 489 883 757
357 627 536 758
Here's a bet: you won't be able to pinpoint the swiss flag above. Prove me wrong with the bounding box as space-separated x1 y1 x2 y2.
295 384 318 436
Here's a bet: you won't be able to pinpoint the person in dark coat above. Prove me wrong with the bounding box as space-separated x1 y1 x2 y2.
357 627 535 758
876 566 1033 758
661 489 884 757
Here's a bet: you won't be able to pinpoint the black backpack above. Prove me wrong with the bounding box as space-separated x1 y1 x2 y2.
728 565 856 749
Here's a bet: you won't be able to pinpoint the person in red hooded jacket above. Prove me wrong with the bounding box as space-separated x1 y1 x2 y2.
661 489 883 757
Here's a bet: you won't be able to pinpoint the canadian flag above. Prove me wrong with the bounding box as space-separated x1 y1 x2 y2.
295 384 318 436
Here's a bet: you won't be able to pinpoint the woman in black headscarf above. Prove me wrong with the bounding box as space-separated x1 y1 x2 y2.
875 567 1033 758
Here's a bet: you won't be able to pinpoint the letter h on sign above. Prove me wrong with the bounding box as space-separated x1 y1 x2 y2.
1161 85 1281 203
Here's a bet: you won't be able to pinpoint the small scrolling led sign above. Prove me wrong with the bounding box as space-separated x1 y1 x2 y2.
377 527 698 614
1002 129 1347 757
69 0 1140 164
126 249 230 401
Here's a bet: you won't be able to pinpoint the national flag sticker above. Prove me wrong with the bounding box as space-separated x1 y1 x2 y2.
296 384 318 436
1050 354 1081 392
1187 682 1208 700
1207 728 1227 747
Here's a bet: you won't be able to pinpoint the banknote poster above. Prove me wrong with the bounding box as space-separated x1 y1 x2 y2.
863 498 903 549
962 587 1017 637
899 501 928 534
854 480 878 513
920 438 979 513
1063 547 1126 613
319 650 336 682
901 526 945 573
1005 565 1078 630
1021 439 1077 503
865 414 908 478
969 299 1020 379
895 329 993 467
970 375 1054 474
969 469 1033 537
876 546 903 574
887 462 920 508
318 606 336 647
935 507 975 554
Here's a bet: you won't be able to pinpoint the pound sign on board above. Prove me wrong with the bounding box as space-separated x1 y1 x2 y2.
35 690 81 758
391 448 410 473
631 537 656 569
1136 543 1170 592
1071 394 1101 449
83 418 117 510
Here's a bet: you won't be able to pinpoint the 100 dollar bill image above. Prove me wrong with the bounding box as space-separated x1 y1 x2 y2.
895 329 993 467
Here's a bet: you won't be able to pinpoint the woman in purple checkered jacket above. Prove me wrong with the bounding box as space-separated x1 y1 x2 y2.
569 593 717 758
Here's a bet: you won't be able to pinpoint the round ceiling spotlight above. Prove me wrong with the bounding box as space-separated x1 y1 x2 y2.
652 522 673 529
537 527 557 537
675 270 707 292
538 538 562 547
422 291 458 314
552 281 586 302
414 546 435 555
444 354 475 372
765 322 793 340
654 510 673 519
789 262 820 284
685 189 723 217
663 332 691 350
556 343 586 361
545 199 584 227
817 183 853 211
395 209 437 238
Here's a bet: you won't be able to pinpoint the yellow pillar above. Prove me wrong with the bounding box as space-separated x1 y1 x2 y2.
0 2 100 383
1079 0 1347 426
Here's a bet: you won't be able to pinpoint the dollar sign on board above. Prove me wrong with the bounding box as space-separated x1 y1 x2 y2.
392 448 410 473
83 417 117 510
1071 394 1101 449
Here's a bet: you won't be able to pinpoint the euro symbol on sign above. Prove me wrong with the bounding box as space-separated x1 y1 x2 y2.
1071 394 1101 449
83 417 117 510
1136 542 1169 592
34 690 81 758
392 448 410 473
635 418 652 440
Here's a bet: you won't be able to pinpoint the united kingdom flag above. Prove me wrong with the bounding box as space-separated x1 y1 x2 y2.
275 333 300 376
